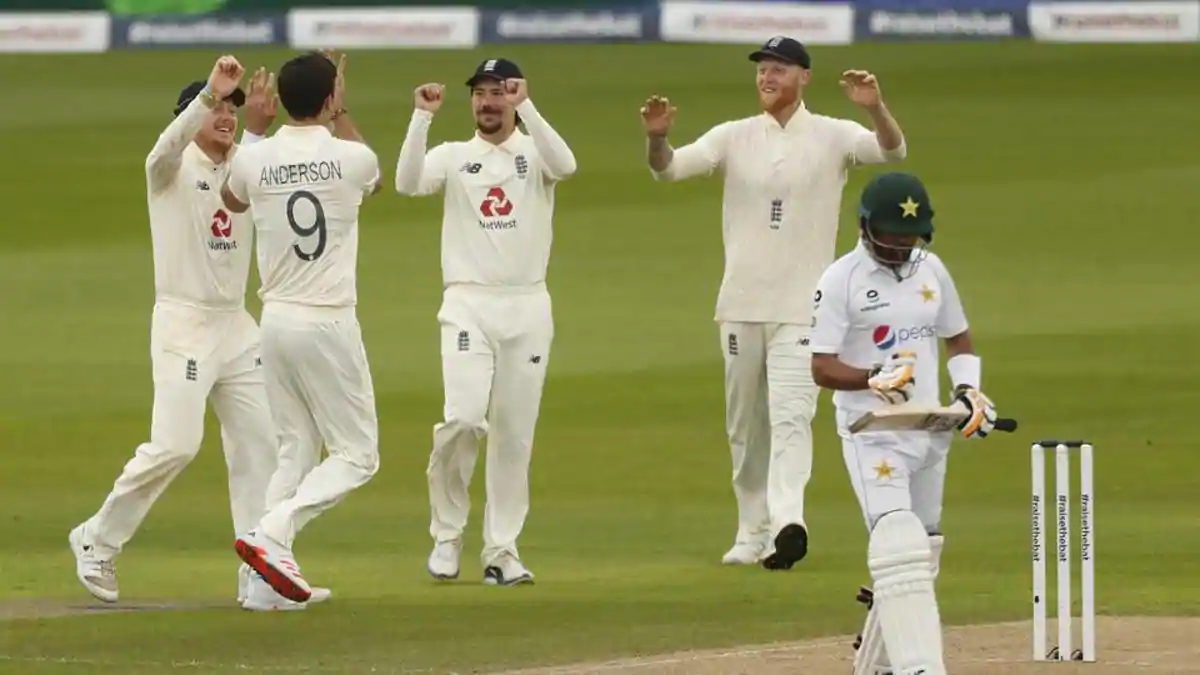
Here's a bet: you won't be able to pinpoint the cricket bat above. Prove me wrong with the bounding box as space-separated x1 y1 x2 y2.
848 403 1019 434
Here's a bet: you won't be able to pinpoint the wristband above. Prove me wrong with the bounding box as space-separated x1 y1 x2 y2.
947 353 981 390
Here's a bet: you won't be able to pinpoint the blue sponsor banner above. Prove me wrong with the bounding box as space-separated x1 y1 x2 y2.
855 0 1030 40
111 12 286 48
479 6 658 43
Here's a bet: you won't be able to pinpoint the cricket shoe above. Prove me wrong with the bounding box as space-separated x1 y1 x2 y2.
721 540 769 565
239 564 331 606
427 540 462 580
241 574 332 611
68 524 118 603
761 523 808 571
235 530 311 603
483 555 534 587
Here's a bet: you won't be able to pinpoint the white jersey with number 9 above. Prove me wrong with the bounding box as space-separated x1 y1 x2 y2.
226 125 380 308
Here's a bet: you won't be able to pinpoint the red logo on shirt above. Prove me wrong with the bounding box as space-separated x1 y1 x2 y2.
480 187 513 217
210 209 232 238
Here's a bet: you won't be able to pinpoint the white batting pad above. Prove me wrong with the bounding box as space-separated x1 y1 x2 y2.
868 510 947 675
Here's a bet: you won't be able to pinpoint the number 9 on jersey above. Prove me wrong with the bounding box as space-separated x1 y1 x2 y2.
287 190 327 261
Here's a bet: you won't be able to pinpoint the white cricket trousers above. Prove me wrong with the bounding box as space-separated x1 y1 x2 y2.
255 303 380 548
83 302 276 560
836 407 951 532
720 321 818 546
427 284 553 566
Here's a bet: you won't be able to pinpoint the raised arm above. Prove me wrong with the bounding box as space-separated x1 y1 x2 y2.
640 96 730 182
147 55 246 193
509 85 576 181
838 70 906 166
395 84 448 197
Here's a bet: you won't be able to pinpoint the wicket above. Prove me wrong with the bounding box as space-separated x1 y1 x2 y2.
1031 441 1095 662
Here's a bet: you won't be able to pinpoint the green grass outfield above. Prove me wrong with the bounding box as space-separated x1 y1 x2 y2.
1 42 1198 673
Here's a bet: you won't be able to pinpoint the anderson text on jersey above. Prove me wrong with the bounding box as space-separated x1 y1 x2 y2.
259 160 344 188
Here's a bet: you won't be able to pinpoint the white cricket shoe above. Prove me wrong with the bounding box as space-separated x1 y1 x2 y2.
239 563 331 606
722 541 768 565
235 530 311 603
483 554 533 587
69 524 118 603
427 540 462 580
242 575 307 612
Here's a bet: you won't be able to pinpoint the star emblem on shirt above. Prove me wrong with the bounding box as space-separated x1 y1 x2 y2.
900 197 920 218
874 459 896 481
919 284 936 302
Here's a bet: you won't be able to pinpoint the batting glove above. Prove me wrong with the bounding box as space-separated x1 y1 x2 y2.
953 385 997 439
868 350 917 405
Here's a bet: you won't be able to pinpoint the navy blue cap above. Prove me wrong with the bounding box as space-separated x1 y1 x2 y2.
466 58 523 87
174 80 246 117
748 36 812 69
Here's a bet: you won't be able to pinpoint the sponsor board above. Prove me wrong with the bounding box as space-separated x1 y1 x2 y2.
111 14 285 48
481 8 657 42
0 11 109 53
289 7 479 49
660 0 855 45
1029 1 1199 42
860 8 1027 39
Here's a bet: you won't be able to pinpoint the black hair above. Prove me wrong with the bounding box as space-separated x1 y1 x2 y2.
278 52 336 121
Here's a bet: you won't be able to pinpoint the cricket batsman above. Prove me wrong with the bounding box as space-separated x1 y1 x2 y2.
68 55 329 609
808 172 1002 675
395 57 576 586
640 36 907 569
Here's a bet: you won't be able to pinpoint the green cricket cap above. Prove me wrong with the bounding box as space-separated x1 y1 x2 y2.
858 171 934 237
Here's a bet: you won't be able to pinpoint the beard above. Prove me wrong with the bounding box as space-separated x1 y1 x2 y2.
475 119 503 134
475 107 504 134
759 86 799 114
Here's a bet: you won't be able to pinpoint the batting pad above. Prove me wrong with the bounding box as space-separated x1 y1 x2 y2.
868 510 947 675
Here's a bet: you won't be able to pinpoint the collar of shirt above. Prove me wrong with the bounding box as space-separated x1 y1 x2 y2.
185 141 228 170
760 100 811 133
854 239 923 279
469 129 525 154
276 124 333 140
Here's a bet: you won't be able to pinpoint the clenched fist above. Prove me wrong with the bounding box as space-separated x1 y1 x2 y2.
207 55 245 99
415 83 445 113
503 78 528 106
640 94 675 137
868 350 917 405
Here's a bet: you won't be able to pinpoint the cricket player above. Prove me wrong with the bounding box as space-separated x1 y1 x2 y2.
222 51 382 605
395 57 576 586
640 36 907 569
67 56 331 609
808 172 1001 675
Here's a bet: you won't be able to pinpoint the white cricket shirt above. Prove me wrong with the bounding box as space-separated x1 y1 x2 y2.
809 242 968 413
145 95 256 311
652 103 906 325
226 125 380 308
394 99 577 289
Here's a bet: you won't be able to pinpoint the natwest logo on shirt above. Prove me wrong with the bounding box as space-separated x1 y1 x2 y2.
872 323 935 350
209 209 237 251
479 187 518 230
